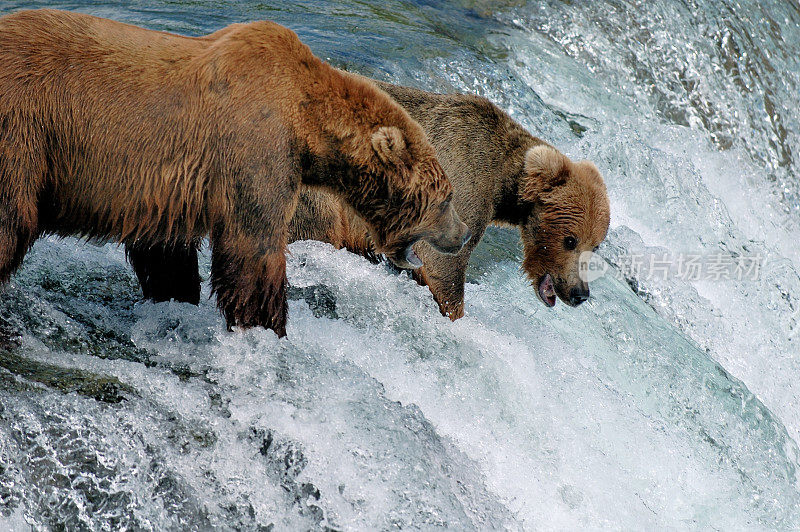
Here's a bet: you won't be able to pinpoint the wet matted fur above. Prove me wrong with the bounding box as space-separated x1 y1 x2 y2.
0 10 466 336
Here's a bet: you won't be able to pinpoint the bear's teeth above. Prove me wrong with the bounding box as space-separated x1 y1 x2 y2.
405 246 423 268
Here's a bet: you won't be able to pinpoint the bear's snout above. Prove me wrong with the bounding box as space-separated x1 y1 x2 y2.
425 205 470 256
568 284 590 306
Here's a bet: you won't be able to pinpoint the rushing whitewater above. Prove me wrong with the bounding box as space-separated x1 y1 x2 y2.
2 0 800 529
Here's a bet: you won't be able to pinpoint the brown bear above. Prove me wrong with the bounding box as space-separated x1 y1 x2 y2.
290 80 611 319
0 10 469 337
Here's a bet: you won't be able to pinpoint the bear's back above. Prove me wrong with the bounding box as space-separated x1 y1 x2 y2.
374 81 536 199
0 9 214 113
0 10 203 65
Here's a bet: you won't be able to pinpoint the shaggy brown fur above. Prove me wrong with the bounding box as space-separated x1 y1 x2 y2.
291 80 610 319
289 191 379 261
0 10 467 337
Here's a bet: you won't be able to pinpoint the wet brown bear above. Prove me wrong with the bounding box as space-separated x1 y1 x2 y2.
290 81 610 319
0 10 468 337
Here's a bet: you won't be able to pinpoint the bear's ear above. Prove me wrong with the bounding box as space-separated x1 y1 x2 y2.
575 160 607 189
371 126 407 166
521 145 570 201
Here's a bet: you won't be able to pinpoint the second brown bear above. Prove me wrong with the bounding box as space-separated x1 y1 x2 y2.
290 81 611 319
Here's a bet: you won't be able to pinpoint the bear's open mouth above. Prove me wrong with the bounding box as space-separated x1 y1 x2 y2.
404 244 423 269
537 274 557 307
386 241 423 270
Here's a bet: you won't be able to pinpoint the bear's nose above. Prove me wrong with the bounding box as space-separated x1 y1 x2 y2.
569 286 590 306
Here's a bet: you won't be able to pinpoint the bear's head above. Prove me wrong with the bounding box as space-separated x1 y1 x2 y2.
365 126 470 269
518 145 610 307
297 70 469 268
330 123 469 270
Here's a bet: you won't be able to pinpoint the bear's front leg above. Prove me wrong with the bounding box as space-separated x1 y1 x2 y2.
210 231 288 337
210 121 299 337
413 235 480 321
413 252 469 321
414 261 467 321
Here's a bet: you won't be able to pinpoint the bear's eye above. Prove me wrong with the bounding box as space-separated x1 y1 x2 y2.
564 236 578 251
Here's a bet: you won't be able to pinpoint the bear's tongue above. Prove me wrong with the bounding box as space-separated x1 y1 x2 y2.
538 274 557 307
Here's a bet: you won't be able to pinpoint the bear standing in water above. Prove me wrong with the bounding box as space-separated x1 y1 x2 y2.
290 81 610 319
0 10 468 337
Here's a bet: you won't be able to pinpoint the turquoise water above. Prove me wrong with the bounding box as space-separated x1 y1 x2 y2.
1 1 800 529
